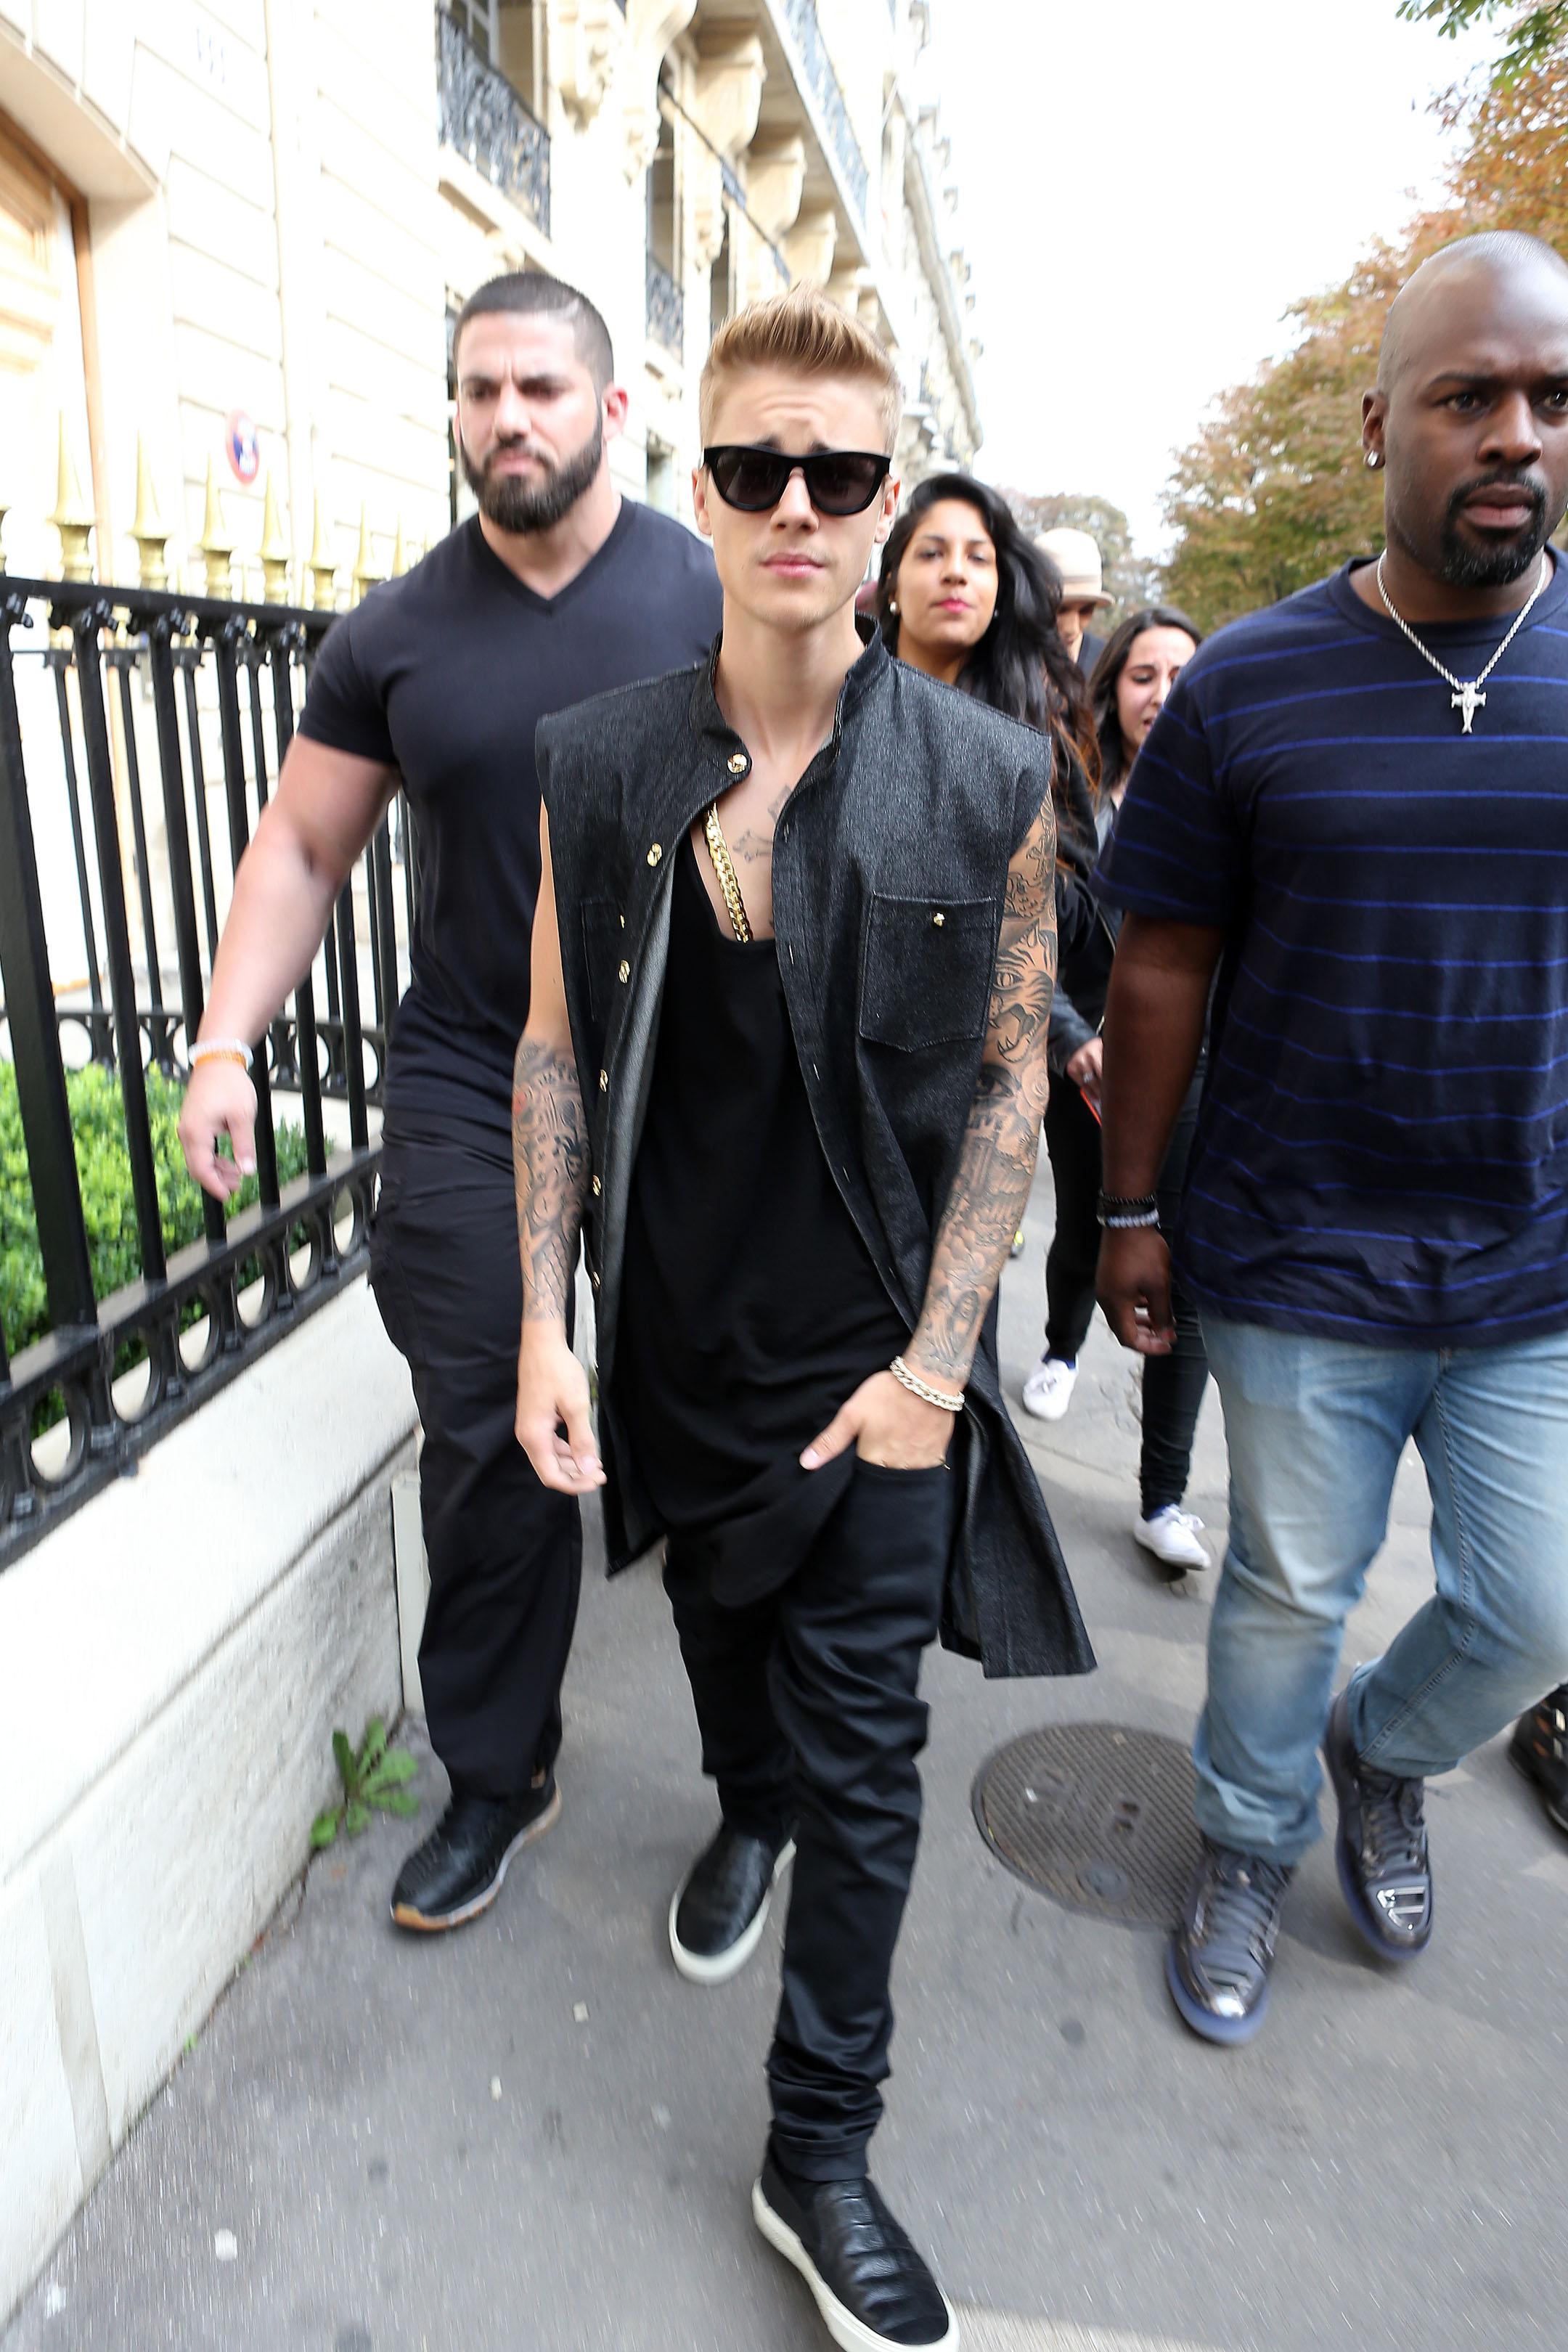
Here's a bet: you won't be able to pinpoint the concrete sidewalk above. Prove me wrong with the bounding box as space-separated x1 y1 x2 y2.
8 1165 1567 2352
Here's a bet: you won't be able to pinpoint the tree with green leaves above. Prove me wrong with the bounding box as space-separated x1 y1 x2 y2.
1397 1 1568 81
1161 7 1568 629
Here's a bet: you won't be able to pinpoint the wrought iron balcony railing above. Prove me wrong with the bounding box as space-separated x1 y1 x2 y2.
778 0 869 222
437 7 551 236
646 256 684 356
0 574 403 1566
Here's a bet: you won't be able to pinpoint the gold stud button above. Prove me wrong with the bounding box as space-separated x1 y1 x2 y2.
591 1271 601 1291
617 959 630 984
933 911 946 928
618 912 625 928
591 1176 602 1197
598 1069 608 1090
727 751 748 775
647 842 662 866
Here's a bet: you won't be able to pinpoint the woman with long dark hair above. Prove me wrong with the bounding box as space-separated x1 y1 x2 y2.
877 473 1100 794
878 475 1102 1260
1021 605 1213 1575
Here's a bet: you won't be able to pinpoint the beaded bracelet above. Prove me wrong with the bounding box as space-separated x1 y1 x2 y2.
1097 1189 1159 1231
890 1355 965 1413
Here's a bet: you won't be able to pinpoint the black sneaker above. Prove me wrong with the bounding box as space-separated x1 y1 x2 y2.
669 1824 794 1985
390 1773 560 1932
752 2154 957 2351
1510 1686 1568 1837
1323 1688 1433 1959
1166 1836 1292 2045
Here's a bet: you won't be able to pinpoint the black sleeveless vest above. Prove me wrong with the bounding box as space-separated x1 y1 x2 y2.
536 629 1094 1682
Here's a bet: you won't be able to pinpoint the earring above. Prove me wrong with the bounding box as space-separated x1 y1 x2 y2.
1365 450 1383 471
888 597 899 613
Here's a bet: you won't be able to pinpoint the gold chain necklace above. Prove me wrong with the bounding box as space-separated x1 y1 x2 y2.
702 801 753 943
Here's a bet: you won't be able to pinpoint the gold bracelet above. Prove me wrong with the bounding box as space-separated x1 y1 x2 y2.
890 1355 965 1413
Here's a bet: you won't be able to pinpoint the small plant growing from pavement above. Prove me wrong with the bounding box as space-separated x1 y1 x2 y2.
311 1717 420 1848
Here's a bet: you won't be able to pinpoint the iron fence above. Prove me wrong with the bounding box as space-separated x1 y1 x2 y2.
437 5 551 235
0 573 407 1568
646 254 685 356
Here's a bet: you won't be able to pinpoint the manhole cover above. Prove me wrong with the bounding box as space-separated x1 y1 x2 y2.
971 1721 1201 1929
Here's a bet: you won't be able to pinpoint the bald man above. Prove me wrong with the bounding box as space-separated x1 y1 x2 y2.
1093 231 1568 2043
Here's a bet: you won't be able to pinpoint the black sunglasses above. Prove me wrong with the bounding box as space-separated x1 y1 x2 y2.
703 444 892 515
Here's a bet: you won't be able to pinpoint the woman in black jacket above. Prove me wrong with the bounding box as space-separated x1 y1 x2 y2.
1021 606 1213 1575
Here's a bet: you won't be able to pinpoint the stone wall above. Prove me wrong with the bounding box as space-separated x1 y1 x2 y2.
0 1283 419 2324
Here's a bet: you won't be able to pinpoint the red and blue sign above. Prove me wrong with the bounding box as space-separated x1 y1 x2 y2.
224 409 260 485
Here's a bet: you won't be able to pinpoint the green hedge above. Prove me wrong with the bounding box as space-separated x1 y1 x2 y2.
0 1059 311 1365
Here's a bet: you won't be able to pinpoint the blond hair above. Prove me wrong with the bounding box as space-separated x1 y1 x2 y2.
699 283 902 448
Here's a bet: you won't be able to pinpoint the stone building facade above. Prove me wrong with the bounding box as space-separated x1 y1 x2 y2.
0 0 982 597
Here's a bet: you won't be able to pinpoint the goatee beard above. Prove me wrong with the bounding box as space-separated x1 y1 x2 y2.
462 416 604 534
1437 475 1551 589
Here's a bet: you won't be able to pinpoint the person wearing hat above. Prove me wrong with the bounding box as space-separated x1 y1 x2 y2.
1036 526 1113 674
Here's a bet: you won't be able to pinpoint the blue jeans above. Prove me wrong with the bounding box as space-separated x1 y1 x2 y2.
1195 1315 1568 1864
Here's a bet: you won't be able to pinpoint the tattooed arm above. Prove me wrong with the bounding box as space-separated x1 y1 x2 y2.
801 791 1057 1471
513 811 605 1493
908 796 1057 1385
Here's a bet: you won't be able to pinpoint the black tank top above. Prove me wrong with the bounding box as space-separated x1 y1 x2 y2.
615 835 907 1602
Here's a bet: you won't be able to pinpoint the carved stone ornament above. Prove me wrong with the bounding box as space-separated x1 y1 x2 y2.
744 134 807 244
687 147 727 276
690 31 767 163
548 0 625 128
621 1 699 182
785 205 838 287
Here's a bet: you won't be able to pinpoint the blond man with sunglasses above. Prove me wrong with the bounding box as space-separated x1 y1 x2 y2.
512 285 1090 2352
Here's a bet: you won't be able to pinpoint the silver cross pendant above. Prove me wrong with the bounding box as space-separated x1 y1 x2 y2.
1452 682 1486 733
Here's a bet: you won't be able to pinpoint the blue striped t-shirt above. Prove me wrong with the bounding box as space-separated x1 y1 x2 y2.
1095 555 1568 1347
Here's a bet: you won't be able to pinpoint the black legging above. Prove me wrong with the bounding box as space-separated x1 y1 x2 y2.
1040 1073 1209 1518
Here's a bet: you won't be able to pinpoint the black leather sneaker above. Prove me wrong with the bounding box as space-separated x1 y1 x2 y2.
1166 1836 1293 2045
752 2155 957 2351
1323 1688 1433 1959
1510 1686 1568 1837
390 1773 560 1932
669 1824 793 1985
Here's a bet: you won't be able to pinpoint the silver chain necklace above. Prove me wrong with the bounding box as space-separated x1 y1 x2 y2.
1375 550 1550 734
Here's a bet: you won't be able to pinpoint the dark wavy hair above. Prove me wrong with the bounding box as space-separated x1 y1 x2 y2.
1092 605 1204 800
878 473 1099 794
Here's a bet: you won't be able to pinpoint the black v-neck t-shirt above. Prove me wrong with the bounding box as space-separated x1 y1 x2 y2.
298 505 722 1129
615 838 909 1603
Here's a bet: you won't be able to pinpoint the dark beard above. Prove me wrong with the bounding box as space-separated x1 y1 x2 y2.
1437 473 1551 589
461 415 604 534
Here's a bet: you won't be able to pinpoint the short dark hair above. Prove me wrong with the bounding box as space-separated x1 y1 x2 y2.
453 271 614 390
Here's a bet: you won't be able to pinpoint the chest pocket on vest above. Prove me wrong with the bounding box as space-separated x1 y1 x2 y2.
859 894 997 1050
581 899 625 1026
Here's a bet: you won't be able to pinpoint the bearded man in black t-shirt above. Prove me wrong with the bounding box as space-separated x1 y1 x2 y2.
179 272 721 1932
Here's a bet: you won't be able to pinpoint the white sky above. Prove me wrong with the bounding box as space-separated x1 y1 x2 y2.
921 0 1500 552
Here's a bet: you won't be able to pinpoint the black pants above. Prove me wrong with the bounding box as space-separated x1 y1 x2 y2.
663 1461 955 2180
369 1119 582 1801
1041 1074 1209 1518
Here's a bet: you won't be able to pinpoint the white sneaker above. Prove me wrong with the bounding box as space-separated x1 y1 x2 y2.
1021 1355 1078 1421
1135 1505 1209 1570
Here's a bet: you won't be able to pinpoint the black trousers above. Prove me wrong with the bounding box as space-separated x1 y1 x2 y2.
369 1119 582 1801
663 1461 955 2180
1040 1074 1209 1518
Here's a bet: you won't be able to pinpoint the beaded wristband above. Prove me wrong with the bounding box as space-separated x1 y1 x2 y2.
890 1355 965 1413
1097 1190 1158 1230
